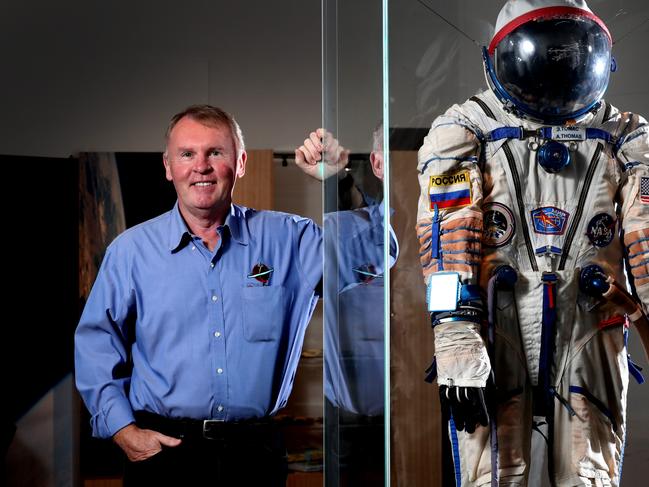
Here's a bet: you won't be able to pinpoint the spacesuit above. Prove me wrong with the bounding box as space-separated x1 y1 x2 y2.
416 1 649 485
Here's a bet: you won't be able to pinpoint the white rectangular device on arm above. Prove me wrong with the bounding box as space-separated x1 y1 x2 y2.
426 271 461 313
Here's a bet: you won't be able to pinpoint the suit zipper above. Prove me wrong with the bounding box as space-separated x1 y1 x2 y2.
470 96 538 271
502 142 538 271
558 143 603 270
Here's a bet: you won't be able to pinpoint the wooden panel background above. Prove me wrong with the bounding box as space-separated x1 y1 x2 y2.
287 471 324 487
84 478 121 487
390 151 442 487
233 149 274 210
79 153 126 300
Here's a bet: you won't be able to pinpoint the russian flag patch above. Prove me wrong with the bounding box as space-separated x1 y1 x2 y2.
429 170 472 210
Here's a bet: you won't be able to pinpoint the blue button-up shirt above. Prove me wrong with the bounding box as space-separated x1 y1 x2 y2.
75 203 322 438
324 203 398 415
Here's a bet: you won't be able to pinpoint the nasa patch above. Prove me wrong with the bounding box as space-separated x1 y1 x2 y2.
483 202 515 247
531 206 569 235
586 213 616 247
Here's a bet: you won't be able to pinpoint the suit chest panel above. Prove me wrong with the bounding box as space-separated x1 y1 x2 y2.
481 138 622 272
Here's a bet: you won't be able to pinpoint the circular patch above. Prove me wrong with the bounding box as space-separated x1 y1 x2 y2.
586 213 616 247
483 202 515 248
250 263 272 284
353 263 378 284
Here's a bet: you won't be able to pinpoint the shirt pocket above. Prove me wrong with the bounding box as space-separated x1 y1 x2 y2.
241 286 285 341
339 282 384 342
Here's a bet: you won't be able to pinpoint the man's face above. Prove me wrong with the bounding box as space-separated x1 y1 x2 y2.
163 117 246 217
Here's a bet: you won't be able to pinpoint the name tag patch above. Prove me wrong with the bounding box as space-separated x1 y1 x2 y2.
586 213 616 247
531 206 569 235
429 170 472 210
551 126 586 141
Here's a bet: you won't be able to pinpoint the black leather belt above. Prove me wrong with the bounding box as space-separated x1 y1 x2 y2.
134 410 274 442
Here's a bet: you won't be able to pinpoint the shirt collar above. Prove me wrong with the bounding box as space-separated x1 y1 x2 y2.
168 201 249 252
168 201 191 252
225 204 249 246
368 200 399 266
368 201 387 246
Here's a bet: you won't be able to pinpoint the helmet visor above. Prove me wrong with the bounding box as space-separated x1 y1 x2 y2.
493 17 611 121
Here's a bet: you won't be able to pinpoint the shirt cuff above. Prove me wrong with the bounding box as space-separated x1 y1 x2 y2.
92 396 135 439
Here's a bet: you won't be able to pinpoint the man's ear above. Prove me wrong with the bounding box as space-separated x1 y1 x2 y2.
236 151 247 178
163 153 173 181
370 151 384 181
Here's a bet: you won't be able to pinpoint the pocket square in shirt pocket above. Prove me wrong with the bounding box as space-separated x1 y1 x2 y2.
242 286 285 341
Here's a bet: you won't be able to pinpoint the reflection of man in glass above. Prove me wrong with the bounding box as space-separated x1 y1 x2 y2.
416 1 649 485
296 125 397 485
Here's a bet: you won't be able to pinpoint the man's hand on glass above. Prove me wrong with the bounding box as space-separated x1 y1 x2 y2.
295 128 349 181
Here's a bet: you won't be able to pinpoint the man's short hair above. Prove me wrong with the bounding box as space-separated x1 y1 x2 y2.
165 105 246 157
372 121 383 153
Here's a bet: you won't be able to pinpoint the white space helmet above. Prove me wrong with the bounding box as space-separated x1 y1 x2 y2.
483 0 613 124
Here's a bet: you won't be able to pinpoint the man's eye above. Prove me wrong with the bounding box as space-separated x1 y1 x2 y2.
209 150 221 157
180 151 193 158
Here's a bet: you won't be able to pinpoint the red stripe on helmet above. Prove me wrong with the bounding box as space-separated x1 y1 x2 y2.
488 6 611 55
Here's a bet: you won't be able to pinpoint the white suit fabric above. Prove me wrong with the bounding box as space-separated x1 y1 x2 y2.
416 87 649 486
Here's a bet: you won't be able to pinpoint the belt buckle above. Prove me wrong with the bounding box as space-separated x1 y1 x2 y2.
202 419 226 440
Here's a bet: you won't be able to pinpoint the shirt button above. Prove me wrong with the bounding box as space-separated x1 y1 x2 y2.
210 263 215 268
191 246 196 251
217 405 224 412
212 295 218 302
214 331 221 338
217 368 223 374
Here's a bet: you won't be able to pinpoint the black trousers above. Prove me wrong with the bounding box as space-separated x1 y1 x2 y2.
123 412 288 487
324 399 384 487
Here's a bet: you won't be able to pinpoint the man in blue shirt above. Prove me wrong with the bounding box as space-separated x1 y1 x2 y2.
75 105 322 486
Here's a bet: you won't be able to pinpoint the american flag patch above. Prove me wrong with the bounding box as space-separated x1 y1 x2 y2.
641 176 649 204
429 170 472 210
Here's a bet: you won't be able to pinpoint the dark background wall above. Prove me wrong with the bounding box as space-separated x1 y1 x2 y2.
0 0 323 157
